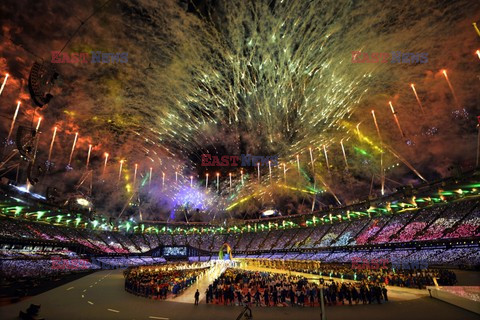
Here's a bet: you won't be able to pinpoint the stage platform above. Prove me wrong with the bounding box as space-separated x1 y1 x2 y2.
427 286 480 314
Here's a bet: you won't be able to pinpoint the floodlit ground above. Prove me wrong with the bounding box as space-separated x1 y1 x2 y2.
1 268 478 320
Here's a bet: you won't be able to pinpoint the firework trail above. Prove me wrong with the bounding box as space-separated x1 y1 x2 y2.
323 145 330 172
86 144 92 169
296 155 300 174
118 160 124 182
134 163 138 186
389 101 405 138
47 126 57 164
68 132 78 166
257 162 260 182
442 70 459 108
371 110 384 195
0 73 8 97
410 84 425 114
6 101 20 142
36 117 42 131
149 166 152 186
103 153 109 176
340 138 348 169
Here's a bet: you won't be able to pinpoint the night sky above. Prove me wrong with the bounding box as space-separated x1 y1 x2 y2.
0 0 479 221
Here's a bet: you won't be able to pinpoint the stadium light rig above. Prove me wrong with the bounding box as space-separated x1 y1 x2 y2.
76 198 91 207
11 185 46 200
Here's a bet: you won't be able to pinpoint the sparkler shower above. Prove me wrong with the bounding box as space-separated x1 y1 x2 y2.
0 0 479 222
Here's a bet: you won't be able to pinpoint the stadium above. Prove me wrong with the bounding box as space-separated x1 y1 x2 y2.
0 0 479 319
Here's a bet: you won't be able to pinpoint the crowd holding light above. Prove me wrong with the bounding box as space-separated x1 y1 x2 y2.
0 3 476 220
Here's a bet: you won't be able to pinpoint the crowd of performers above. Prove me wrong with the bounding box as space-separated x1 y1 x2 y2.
204 268 389 307
123 257 458 306
124 262 208 299
243 259 457 289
